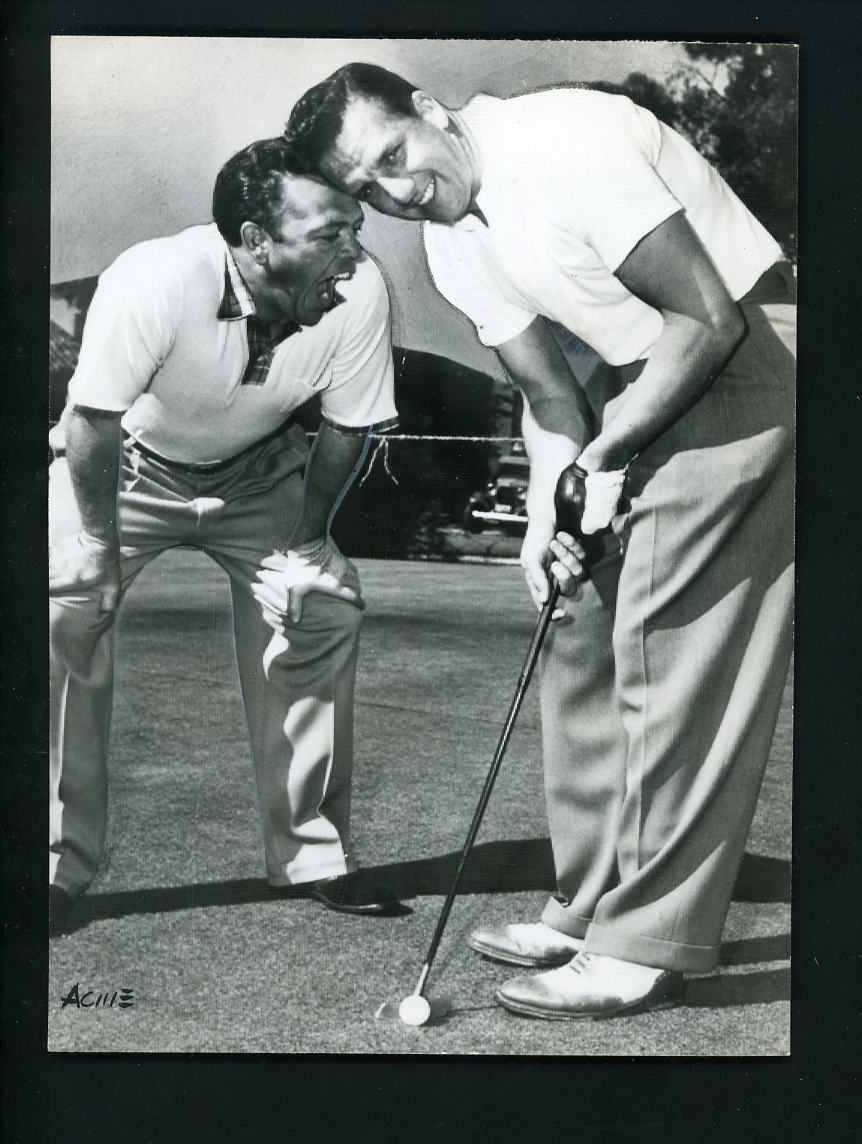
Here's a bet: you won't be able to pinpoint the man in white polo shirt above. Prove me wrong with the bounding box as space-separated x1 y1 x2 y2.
287 66 795 1019
48 136 401 935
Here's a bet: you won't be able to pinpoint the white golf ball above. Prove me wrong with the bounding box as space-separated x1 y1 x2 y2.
399 995 432 1026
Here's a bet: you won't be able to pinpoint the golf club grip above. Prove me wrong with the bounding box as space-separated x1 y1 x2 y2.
419 582 561 979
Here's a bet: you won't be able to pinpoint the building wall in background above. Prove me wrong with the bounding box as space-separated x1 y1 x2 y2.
52 36 685 378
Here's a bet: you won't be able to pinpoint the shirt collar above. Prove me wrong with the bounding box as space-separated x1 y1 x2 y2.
464 203 490 229
217 246 257 321
448 206 489 234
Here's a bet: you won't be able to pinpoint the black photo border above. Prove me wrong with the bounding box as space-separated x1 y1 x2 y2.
2 2 860 1141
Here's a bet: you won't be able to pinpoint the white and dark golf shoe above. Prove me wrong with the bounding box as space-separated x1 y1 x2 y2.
468 921 585 967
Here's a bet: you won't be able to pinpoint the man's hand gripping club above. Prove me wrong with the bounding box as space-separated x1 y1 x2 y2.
251 535 364 632
521 462 622 618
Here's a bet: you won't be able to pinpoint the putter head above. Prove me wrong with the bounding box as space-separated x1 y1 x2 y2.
374 997 452 1025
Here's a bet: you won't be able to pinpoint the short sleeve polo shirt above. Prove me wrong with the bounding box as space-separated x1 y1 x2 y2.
423 89 784 365
67 224 398 464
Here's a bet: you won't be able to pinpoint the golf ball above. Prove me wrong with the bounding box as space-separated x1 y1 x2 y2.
399 995 432 1026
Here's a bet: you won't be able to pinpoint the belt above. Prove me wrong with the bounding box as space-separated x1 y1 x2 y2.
127 420 300 474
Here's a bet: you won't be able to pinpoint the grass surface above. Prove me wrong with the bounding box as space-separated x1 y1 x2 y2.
48 550 791 1055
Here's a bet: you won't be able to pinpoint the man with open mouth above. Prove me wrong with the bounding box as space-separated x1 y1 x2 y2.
48 136 402 936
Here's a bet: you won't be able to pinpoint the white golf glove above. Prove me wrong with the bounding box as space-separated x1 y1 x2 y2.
251 536 363 630
580 469 627 535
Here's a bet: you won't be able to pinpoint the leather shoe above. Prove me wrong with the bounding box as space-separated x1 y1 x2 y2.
495 952 685 1020
269 871 407 916
468 921 584 967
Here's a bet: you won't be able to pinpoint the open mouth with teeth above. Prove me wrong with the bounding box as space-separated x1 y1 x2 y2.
316 271 353 309
416 177 436 208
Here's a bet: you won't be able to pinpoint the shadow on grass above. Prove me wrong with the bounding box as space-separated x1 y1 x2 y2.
73 837 555 929
686 967 790 1008
730 853 791 902
73 843 789 930
720 932 791 965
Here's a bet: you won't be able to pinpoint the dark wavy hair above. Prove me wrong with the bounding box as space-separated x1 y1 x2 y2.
285 63 420 170
212 136 319 246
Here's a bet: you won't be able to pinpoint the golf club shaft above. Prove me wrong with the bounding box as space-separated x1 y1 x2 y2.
416 580 562 993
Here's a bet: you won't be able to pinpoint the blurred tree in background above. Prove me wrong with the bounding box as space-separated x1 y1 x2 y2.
593 43 798 261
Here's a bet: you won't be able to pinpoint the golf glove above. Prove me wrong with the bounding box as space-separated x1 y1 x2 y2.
252 536 363 628
580 469 627 534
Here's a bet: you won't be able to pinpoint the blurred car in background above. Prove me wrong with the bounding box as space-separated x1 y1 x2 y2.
462 441 529 534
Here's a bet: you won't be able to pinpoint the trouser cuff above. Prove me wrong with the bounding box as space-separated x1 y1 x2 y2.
267 855 354 888
540 894 593 940
584 922 720 974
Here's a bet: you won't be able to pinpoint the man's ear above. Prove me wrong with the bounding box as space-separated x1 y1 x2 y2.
239 221 269 263
411 90 450 130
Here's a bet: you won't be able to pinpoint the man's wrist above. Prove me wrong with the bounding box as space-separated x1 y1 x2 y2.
525 511 556 533
282 535 329 560
80 528 120 553
580 426 638 472
526 483 560 527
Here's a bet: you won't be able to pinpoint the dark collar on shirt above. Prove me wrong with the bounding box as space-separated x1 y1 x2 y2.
216 253 303 343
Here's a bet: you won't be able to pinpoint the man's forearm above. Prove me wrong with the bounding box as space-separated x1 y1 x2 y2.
496 318 594 525
288 421 370 547
521 398 579 524
583 310 744 471
582 210 747 473
496 318 594 447
65 406 124 543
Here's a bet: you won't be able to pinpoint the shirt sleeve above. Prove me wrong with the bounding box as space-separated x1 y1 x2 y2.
67 244 182 412
424 225 536 348
318 258 399 433
569 97 684 272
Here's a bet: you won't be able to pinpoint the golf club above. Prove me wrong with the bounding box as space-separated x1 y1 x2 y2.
377 463 605 1027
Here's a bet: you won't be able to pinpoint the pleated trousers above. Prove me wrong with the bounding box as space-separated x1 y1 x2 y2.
50 425 361 896
541 302 795 973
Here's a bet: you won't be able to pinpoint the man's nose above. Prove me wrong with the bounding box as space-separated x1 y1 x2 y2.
376 176 415 204
338 229 363 266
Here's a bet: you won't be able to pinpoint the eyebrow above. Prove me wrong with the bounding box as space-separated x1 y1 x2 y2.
373 136 402 166
307 213 363 236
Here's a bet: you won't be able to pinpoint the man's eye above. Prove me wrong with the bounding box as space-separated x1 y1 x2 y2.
383 146 402 167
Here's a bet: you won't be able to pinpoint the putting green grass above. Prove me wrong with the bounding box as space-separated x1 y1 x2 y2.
48 550 791 1055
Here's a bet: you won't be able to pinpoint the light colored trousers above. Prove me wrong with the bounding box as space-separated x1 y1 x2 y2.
542 301 795 973
49 426 361 897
